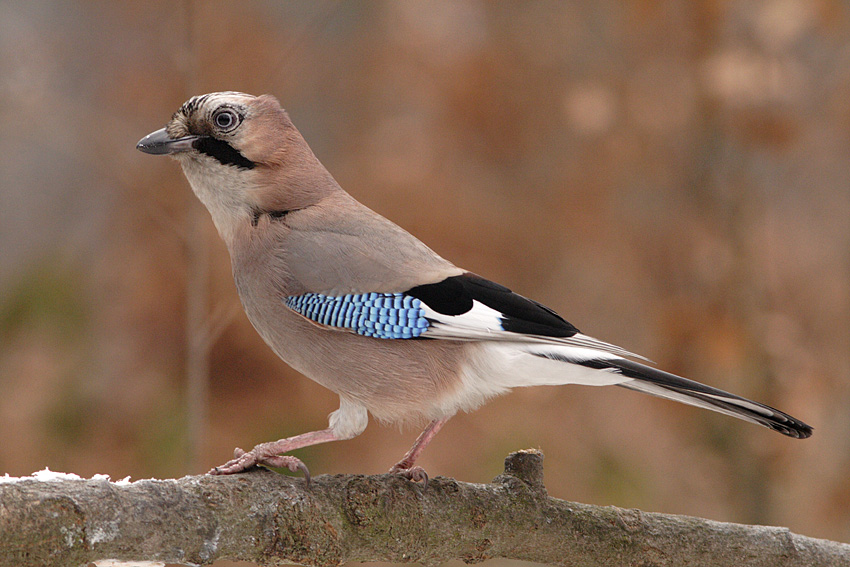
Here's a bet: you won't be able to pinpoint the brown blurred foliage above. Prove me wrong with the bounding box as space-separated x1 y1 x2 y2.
1 0 848 558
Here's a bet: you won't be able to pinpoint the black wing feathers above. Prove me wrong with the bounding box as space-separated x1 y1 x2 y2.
406 276 472 315
406 273 580 337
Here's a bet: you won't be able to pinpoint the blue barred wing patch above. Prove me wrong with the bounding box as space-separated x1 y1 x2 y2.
285 292 430 339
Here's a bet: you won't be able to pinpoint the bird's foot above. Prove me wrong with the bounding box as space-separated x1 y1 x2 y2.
209 445 311 485
389 463 429 487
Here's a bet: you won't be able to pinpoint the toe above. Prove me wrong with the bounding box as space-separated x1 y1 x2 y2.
209 450 259 475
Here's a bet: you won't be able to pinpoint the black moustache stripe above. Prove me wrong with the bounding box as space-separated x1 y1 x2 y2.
193 137 255 170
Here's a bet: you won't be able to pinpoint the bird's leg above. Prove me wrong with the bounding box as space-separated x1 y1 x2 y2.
209 428 339 480
389 418 449 485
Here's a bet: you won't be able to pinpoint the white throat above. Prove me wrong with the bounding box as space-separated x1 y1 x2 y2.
179 157 255 245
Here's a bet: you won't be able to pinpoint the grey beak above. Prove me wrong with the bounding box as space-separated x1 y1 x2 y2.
136 127 198 155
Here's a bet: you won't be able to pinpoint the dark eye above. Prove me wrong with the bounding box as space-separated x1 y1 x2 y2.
213 108 240 132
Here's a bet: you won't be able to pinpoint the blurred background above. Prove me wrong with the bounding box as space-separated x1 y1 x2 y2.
1 1 848 564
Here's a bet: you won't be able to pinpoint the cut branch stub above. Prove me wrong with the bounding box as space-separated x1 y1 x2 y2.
493 449 546 495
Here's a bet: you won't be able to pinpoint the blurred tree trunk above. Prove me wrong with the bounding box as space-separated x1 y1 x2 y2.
689 0 780 526
181 0 211 474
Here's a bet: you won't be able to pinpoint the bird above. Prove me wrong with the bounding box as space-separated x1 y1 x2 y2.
137 91 812 481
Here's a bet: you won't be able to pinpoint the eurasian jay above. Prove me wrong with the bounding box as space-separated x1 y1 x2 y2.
137 92 811 481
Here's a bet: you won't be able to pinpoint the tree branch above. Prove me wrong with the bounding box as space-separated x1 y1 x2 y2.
1 450 846 566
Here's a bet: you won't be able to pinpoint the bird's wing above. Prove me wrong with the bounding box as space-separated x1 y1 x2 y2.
279 195 641 359
285 270 645 360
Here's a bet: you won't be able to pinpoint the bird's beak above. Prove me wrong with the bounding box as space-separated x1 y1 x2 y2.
136 127 199 155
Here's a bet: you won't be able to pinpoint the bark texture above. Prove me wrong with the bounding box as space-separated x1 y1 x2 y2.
0 450 847 567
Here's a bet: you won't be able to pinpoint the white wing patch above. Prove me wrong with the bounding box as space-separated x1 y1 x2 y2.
421 300 648 361
421 300 504 339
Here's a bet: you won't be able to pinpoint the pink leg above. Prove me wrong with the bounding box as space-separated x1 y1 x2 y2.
209 428 338 481
389 418 449 484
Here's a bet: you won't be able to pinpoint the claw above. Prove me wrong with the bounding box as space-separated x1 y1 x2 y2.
261 455 311 486
295 460 312 488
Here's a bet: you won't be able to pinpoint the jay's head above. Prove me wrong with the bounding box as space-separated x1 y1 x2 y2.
137 92 336 232
136 91 296 170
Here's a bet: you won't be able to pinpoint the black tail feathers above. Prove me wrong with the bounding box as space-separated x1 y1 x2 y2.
592 358 812 439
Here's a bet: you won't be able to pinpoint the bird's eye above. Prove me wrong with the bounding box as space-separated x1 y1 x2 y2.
213 108 240 132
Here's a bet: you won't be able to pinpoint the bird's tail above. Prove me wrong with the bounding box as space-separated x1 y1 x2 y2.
605 358 812 438
530 350 812 438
